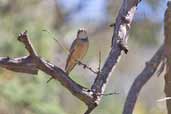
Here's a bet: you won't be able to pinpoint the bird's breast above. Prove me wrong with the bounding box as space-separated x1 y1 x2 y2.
72 40 89 60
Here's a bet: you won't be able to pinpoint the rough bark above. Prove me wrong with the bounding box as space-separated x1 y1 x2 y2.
164 2 171 114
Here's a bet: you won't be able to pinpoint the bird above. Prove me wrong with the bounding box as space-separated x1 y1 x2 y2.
65 28 89 75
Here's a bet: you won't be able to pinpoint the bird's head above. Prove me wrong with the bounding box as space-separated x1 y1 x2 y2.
77 28 88 39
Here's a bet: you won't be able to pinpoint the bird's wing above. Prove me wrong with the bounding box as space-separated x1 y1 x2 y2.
69 39 77 52
65 39 78 74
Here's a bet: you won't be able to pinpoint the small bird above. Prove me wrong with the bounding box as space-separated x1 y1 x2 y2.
65 28 89 75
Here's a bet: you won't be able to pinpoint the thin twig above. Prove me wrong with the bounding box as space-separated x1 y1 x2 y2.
97 51 101 76
77 60 98 74
46 77 53 83
157 97 171 102
53 38 69 54
109 23 115 27
42 29 69 54
97 91 120 96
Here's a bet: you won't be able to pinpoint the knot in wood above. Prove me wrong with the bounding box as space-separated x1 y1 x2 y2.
121 15 130 24
117 39 128 54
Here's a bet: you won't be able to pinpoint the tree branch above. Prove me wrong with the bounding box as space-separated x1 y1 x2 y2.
0 56 38 74
0 31 96 107
164 1 171 114
89 0 142 110
122 45 165 114
18 31 38 57
77 60 98 74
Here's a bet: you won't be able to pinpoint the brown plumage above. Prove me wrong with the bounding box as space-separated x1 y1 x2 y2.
65 28 89 75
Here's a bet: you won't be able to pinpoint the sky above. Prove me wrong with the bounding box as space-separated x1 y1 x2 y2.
56 0 167 24
136 0 167 22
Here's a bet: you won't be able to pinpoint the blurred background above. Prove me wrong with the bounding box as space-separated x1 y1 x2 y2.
0 0 168 114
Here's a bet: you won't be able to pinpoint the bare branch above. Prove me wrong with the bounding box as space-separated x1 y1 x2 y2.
35 57 96 106
42 30 69 54
0 31 97 107
97 91 119 96
164 1 171 114
122 45 165 114
97 51 101 75
90 0 142 110
18 31 38 57
77 60 98 74
0 56 38 74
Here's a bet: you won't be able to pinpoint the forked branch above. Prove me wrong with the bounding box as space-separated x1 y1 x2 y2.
0 31 96 107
